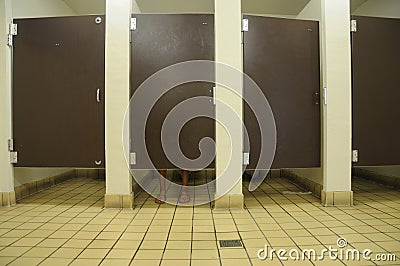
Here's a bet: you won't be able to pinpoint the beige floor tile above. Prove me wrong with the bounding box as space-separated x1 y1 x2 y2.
292 236 320 246
160 259 190 266
262 230 288 238
120 232 146 241
81 224 106 232
216 232 240 240
364 233 394 242
312 259 346 266
113 240 141 250
8 257 44 265
190 259 220 266
39 223 64 231
169 225 192 233
96 231 122 240
1 177 400 266
215 225 238 233
192 233 217 241
59 223 85 231
251 258 283 266
281 260 314 266
50 247 83 258
267 237 296 247
221 258 251 266
101 259 131 266
87 240 116 249
106 249 135 259
49 230 77 239
125 225 148 232
22 247 57 257
70 258 102 265
219 249 249 259
163 249 190 260
62 239 92 249
0 246 30 256
0 257 16 265
317 235 341 246
140 240 166 250
191 249 219 260
130 259 160 266
25 230 53 238
376 241 400 252
165 240 191 250
284 229 312 237
242 238 267 248
373 225 400 233
11 237 44 247
2 230 32 238
37 238 68 248
192 240 217 250
193 220 213 226
134 249 164 260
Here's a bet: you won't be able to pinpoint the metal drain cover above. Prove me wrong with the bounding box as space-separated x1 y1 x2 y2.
219 240 243 248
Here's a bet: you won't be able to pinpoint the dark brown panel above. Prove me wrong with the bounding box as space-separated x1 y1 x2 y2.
13 16 105 168
352 16 400 166
243 15 321 169
130 14 215 170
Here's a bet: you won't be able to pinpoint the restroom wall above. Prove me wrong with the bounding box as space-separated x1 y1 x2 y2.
352 0 400 18
13 0 76 18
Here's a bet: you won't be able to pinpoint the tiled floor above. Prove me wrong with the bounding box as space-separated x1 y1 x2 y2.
0 176 399 266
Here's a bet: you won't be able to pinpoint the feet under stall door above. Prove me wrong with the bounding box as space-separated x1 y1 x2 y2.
130 14 215 170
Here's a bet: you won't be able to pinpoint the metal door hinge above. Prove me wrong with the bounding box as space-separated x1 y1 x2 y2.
352 150 358 163
322 87 327 105
130 152 136 165
10 151 18 164
243 152 250 165
130 18 137 31
8 139 14 151
9 23 17 36
351 19 357 33
7 34 13 47
7 23 17 47
242 19 249 32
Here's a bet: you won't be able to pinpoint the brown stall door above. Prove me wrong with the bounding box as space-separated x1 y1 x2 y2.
243 15 321 169
352 16 400 166
130 14 215 170
13 16 105 168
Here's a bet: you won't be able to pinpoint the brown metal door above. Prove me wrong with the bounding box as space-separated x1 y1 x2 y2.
352 16 400 166
243 15 321 169
13 16 105 168
130 14 215 170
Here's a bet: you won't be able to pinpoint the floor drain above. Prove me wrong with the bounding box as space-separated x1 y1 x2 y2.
219 240 243 248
